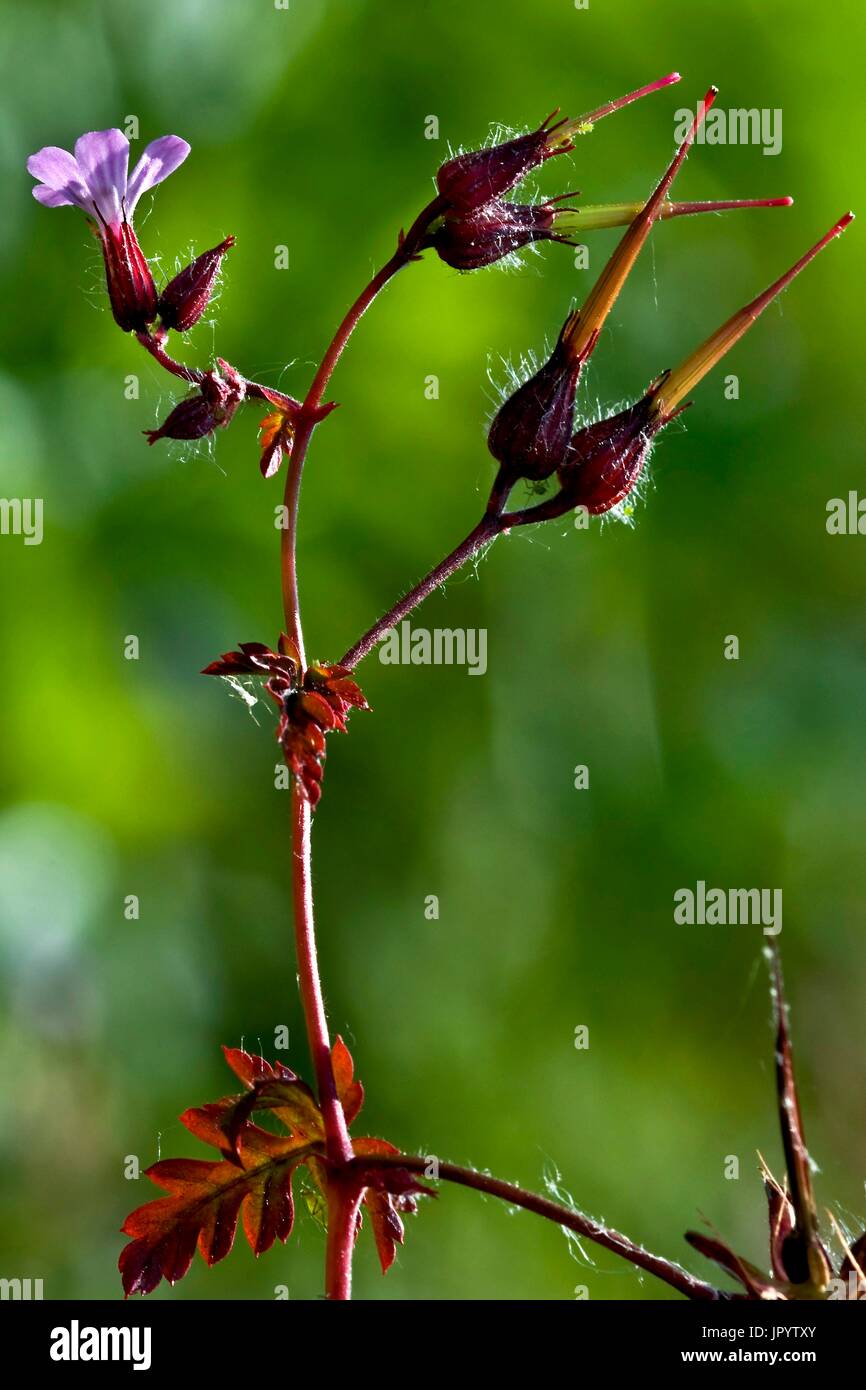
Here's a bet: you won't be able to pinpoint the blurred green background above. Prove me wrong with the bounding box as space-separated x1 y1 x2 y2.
1 0 864 1302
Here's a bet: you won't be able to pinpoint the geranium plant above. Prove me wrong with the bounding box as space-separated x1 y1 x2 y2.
28 72 857 1301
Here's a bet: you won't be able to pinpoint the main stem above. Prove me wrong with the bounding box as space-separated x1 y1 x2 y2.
290 785 353 1163
283 197 444 651
281 418 314 662
280 202 444 1299
325 1178 365 1302
283 424 356 1301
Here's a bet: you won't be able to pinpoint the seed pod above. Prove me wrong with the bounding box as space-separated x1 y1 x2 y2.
431 196 579 270
145 359 246 445
487 322 586 483
158 236 235 331
436 73 681 214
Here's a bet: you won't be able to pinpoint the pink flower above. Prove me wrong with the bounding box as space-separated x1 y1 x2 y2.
27 128 190 331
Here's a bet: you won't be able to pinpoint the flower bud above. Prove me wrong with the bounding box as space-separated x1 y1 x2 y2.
431 194 579 270
436 113 568 214
487 321 589 483
99 219 157 332
436 73 680 214
157 236 236 331
555 381 674 516
145 358 246 445
144 392 221 444
433 194 792 274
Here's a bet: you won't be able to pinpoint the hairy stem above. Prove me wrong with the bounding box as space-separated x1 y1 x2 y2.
325 1178 364 1301
280 418 313 663
340 509 506 670
278 207 445 1296
136 329 204 384
352 1155 724 1301
303 196 445 414
275 197 448 1299
290 785 353 1165
283 198 446 654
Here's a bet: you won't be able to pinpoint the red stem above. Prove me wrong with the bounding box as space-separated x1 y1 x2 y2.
290 784 353 1165
136 159 733 1304
283 426 356 1298
303 196 445 415
283 196 446 656
136 330 204 384
340 513 503 670
280 417 313 663
340 468 512 670
277 197 446 1298
351 1155 725 1301
325 1178 364 1301
134 208 443 1300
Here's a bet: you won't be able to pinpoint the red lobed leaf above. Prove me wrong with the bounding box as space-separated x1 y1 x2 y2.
119 1043 432 1294
180 1095 257 1162
298 690 343 731
203 645 368 809
222 1046 287 1088
332 1036 365 1126
219 1046 323 1144
351 1136 435 1275
119 1127 321 1296
364 1188 405 1274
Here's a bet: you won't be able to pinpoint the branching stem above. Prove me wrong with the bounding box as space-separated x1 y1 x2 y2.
135 196 702 1307
274 197 445 1297
341 514 503 670
340 469 514 669
351 1155 725 1302
136 329 204 383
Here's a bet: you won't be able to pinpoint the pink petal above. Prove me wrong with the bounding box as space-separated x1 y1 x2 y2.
32 184 76 207
26 145 89 210
73 129 130 223
27 145 78 187
126 135 190 215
